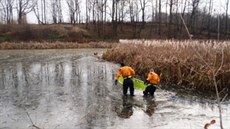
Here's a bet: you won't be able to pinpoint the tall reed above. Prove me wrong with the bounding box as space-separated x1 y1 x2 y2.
103 40 230 97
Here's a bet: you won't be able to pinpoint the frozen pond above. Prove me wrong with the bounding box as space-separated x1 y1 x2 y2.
0 49 229 129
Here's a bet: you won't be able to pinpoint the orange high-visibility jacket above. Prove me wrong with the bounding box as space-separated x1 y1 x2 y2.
115 66 135 80
147 72 160 85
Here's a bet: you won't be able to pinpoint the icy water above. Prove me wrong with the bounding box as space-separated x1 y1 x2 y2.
0 49 230 129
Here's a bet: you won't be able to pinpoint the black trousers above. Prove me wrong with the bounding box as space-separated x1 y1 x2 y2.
123 78 134 96
143 85 156 96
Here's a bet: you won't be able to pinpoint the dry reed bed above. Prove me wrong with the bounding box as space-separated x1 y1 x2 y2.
103 40 230 96
0 42 115 49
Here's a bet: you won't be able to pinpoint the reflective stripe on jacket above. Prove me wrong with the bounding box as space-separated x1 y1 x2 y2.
147 72 160 85
115 66 135 80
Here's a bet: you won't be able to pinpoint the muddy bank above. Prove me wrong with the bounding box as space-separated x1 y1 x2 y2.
0 49 230 129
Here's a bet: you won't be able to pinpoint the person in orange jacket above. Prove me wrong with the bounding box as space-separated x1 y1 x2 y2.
115 63 135 96
143 69 160 97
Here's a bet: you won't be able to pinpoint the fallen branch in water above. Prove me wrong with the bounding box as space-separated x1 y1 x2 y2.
24 108 41 129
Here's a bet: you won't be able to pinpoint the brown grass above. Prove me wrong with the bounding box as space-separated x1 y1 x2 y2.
0 24 97 42
103 40 230 97
0 23 218 43
0 41 116 49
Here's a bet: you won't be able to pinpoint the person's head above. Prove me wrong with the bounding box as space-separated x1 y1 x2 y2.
149 68 154 72
120 62 125 67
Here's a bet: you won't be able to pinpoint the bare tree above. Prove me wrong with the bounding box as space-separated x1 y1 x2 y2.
16 0 36 24
40 0 47 24
149 0 155 37
139 0 148 28
86 0 90 28
103 0 108 35
225 0 229 36
119 0 127 22
115 0 128 32
33 1 41 24
51 1 57 24
0 9 3 23
85 0 98 28
33 0 47 24
0 0 14 24
165 0 168 26
180 14 224 128
57 0 63 23
95 0 107 36
104 0 107 22
158 0 162 36
149 0 161 37
168 0 174 38
127 0 134 22
134 1 139 22
179 0 188 33
174 0 180 37
155 0 158 22
51 0 63 24
92 0 96 23
66 0 81 24
42 0 46 23
189 0 200 33
213 48 224 129
207 0 213 38
95 0 107 22
112 0 119 36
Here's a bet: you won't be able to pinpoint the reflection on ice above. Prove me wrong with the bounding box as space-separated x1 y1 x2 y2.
0 49 229 129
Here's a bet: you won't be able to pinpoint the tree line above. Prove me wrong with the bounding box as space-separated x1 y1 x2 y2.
0 0 230 39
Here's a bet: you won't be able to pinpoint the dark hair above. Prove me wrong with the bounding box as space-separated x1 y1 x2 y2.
120 62 125 67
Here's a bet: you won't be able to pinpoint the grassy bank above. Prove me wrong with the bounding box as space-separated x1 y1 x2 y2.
0 23 224 43
0 41 116 49
102 40 230 99
0 24 98 42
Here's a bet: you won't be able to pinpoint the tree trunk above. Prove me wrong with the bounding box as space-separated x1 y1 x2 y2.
168 0 173 38
86 0 89 28
225 0 229 36
208 0 213 39
159 0 162 36
180 0 187 33
112 0 116 36
43 0 46 23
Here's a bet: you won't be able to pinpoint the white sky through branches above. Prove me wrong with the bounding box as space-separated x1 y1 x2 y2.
23 0 226 24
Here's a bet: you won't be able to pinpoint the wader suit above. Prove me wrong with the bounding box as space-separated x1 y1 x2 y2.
143 71 160 96
115 65 135 96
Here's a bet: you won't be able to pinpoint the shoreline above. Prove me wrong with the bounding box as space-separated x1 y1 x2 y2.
0 41 116 50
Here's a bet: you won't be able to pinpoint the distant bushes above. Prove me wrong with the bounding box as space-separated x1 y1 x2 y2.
102 40 230 98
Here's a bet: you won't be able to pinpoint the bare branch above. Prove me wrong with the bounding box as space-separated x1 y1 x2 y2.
214 47 224 76
24 107 41 129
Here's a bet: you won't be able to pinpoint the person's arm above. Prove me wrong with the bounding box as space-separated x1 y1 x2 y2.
154 73 160 84
115 68 122 80
157 75 161 84
157 75 160 84
145 73 151 84
114 68 122 85
130 67 135 77
146 73 151 81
